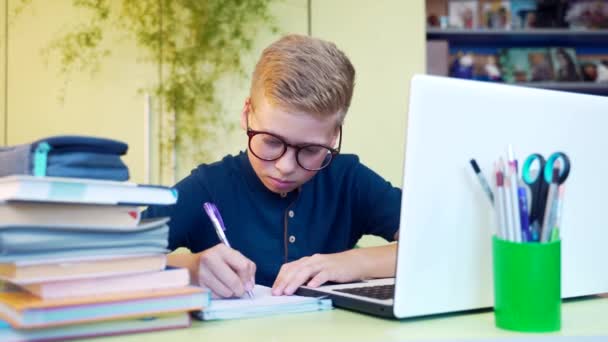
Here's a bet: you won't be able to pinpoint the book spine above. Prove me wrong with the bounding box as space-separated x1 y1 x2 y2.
32 269 189 299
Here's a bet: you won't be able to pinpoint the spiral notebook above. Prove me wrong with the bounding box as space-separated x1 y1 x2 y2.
194 285 332 321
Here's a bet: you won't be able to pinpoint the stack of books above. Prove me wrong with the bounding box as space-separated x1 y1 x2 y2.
0 175 209 341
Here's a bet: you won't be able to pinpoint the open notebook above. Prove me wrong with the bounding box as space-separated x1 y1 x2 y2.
194 285 332 320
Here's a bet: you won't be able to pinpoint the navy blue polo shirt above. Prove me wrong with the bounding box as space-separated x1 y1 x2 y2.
143 151 402 287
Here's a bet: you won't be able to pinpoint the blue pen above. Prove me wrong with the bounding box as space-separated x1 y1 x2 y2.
203 202 255 299
517 185 531 242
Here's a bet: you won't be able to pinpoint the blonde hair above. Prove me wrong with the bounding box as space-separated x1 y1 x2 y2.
250 34 355 124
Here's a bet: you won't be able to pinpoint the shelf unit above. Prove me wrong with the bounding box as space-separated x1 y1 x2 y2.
426 28 608 96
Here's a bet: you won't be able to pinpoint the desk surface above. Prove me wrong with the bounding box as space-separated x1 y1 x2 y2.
93 296 608 342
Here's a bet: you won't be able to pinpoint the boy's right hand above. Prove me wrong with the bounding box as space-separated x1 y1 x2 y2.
195 244 256 298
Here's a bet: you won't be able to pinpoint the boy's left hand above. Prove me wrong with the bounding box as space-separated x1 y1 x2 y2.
271 252 362 296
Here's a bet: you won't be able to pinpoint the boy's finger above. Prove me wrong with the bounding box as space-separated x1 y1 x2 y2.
274 262 321 295
284 265 321 295
306 271 329 288
272 263 298 295
205 250 246 297
224 249 256 283
198 265 234 298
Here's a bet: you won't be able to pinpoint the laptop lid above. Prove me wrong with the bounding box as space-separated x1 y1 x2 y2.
393 75 608 318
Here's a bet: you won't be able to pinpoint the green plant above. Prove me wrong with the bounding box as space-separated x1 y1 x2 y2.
17 0 277 182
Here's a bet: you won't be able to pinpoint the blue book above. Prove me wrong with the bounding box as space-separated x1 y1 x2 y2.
0 245 169 263
0 218 169 255
0 286 208 329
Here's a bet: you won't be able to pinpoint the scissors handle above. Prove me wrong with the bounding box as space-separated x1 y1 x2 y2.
544 152 570 184
522 153 545 185
521 154 545 232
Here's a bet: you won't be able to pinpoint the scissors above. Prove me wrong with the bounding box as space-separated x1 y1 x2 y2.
521 152 571 240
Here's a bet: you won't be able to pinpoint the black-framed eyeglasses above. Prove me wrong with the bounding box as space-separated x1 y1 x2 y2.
246 122 342 171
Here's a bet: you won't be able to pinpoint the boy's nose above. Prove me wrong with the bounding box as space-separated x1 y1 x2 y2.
274 148 298 175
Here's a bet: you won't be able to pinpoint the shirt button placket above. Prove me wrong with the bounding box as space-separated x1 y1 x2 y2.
287 211 296 246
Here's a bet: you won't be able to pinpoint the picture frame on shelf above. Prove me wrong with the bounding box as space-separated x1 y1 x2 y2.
449 50 502 82
427 0 449 28
448 0 479 29
480 0 511 29
549 47 582 82
534 0 569 28
578 55 608 83
499 48 554 83
565 0 608 30
510 0 537 29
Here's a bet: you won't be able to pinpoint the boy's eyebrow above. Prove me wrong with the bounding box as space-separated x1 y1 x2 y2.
254 127 331 147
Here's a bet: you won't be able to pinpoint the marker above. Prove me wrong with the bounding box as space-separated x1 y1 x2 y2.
506 146 522 243
541 164 561 243
495 164 508 240
500 159 515 242
470 159 494 204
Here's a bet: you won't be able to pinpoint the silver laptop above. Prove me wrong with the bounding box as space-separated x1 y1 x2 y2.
297 75 608 319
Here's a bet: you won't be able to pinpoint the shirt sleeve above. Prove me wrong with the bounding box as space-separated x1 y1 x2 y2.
351 159 402 242
142 169 210 251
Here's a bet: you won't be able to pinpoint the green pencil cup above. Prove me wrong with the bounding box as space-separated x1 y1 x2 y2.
492 236 561 332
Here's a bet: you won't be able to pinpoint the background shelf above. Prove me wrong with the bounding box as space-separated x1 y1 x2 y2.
427 28 608 47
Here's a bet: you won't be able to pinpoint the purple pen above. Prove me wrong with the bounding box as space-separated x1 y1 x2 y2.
203 202 231 248
203 202 254 298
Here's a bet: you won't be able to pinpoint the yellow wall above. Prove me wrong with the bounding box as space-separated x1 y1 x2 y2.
311 0 426 187
6 0 155 183
175 0 309 179
0 0 6 146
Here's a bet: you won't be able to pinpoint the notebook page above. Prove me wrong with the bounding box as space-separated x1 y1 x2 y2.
208 285 321 310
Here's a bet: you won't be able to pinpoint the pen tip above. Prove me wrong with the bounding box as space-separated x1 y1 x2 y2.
469 159 480 173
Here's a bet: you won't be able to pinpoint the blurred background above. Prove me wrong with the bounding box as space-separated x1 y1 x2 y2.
1 1 606 249
0 0 424 190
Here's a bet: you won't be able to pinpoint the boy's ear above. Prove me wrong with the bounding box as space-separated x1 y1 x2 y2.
240 97 251 131
329 123 342 148
330 129 339 147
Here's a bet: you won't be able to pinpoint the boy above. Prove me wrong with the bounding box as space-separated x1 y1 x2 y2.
143 34 402 298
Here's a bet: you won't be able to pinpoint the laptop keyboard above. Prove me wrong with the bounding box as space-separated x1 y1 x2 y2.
334 284 395 300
